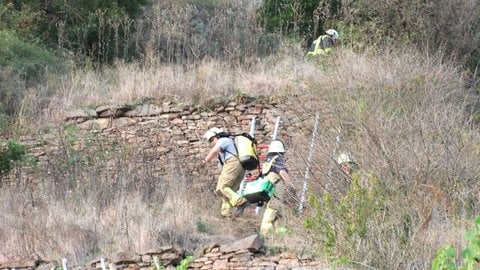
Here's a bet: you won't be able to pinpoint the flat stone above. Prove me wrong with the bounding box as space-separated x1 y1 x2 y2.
65 108 98 121
124 104 163 117
220 234 263 253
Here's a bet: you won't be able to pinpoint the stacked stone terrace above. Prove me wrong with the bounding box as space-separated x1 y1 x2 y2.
12 97 309 187
0 234 331 269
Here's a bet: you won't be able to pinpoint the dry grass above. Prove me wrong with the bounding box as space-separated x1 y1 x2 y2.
280 47 479 269
0 167 224 262
1 1 479 268
22 42 313 130
2 43 479 269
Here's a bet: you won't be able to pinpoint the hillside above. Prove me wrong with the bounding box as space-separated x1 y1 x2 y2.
1 47 480 269
1 97 330 269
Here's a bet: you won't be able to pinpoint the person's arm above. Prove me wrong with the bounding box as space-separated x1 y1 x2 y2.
280 169 298 206
204 145 221 163
279 170 294 188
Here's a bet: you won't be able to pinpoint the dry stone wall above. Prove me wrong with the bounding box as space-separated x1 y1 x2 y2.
0 234 332 269
13 98 309 187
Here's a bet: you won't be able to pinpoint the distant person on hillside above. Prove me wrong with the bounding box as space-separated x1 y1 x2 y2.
259 140 298 236
327 152 361 198
337 153 359 178
336 152 373 189
306 29 340 57
203 127 249 218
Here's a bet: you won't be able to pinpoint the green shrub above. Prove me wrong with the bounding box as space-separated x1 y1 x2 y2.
0 30 60 83
305 172 383 258
0 30 64 116
257 0 334 37
0 0 147 64
0 139 27 178
432 216 480 270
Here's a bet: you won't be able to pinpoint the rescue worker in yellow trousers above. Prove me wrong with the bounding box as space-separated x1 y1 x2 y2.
306 29 340 57
203 127 249 218
260 140 298 235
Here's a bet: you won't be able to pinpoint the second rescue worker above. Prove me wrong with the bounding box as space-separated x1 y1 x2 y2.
203 127 249 218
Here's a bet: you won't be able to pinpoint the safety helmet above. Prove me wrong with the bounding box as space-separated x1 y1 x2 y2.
268 140 286 154
325 29 339 41
337 153 354 165
203 127 223 141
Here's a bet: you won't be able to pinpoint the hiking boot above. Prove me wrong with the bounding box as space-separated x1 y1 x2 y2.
233 200 249 217
220 213 232 219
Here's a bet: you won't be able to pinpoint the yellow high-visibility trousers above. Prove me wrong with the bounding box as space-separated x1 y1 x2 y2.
260 206 278 235
215 157 245 217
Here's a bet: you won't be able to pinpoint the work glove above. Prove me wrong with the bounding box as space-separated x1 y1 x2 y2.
282 186 299 208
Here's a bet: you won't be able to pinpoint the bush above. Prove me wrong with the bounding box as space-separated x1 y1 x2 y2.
0 0 147 64
0 139 27 178
432 216 480 270
257 0 339 39
0 30 64 116
0 30 60 83
140 0 267 65
351 0 480 73
305 172 385 260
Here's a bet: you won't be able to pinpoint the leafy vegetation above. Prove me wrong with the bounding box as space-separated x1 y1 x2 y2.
258 0 326 37
432 216 480 270
305 172 384 261
152 255 194 270
0 139 27 178
0 30 62 116
1 0 147 63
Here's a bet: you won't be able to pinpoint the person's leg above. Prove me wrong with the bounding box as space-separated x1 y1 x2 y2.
215 159 246 207
260 205 278 235
216 186 245 207
220 197 233 217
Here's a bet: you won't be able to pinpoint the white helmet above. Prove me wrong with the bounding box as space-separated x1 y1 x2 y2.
337 153 354 165
268 140 286 154
203 127 223 141
325 29 339 41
